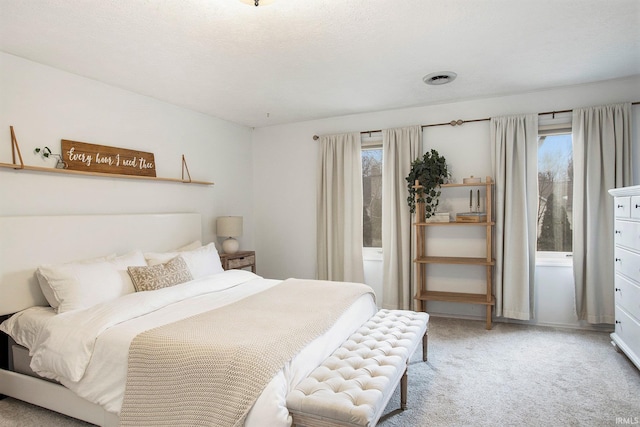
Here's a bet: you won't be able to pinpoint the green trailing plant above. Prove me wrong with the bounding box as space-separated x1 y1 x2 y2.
405 149 450 218
34 146 53 158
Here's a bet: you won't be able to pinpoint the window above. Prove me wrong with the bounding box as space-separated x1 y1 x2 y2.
362 145 382 248
537 131 573 254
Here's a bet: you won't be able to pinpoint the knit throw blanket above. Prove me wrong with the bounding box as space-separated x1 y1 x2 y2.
119 278 374 427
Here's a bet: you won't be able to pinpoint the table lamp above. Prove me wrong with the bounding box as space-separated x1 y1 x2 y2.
217 216 243 254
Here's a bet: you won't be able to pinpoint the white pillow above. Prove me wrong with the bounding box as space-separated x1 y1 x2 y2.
36 254 115 309
175 240 202 251
108 251 148 295
36 251 147 313
0 306 56 349
144 242 223 279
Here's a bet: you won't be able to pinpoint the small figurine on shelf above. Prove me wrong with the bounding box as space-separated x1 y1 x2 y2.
34 146 67 169
462 175 482 184
456 189 487 222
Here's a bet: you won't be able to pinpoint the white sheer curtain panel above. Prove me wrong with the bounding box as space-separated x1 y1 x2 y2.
491 114 538 320
572 103 632 324
382 126 421 310
316 132 365 283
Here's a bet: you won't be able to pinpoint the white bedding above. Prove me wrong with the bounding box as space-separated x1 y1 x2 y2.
1 269 377 427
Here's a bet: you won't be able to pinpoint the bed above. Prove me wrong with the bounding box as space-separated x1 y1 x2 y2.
0 214 378 427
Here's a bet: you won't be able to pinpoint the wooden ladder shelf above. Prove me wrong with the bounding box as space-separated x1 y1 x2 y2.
414 176 495 329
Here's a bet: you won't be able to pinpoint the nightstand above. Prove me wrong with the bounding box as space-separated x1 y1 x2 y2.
220 251 256 273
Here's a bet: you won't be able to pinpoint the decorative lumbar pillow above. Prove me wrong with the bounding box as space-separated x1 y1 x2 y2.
144 242 223 279
127 256 194 292
36 251 148 313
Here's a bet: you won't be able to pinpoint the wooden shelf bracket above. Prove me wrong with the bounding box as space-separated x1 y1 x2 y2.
10 126 24 169
182 155 192 183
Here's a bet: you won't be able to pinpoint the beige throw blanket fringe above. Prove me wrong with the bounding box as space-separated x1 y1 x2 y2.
119 278 374 427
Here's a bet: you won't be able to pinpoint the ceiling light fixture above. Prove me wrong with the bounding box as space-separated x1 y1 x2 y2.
423 71 457 86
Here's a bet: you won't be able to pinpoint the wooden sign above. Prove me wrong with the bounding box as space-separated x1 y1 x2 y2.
61 140 156 177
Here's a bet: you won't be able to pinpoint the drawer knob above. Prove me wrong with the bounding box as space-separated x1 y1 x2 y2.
617 204 624 208
615 258 622 262
615 230 621 234
615 287 621 292
636 204 640 208
615 320 622 324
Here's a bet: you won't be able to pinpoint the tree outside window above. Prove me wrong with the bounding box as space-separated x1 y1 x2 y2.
362 148 382 248
537 133 573 252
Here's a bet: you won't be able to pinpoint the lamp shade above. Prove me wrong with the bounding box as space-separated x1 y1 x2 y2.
217 216 243 238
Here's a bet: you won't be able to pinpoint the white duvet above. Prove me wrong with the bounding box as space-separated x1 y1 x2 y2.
1 270 377 426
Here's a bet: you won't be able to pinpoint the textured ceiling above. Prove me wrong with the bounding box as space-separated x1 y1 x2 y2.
1 0 639 128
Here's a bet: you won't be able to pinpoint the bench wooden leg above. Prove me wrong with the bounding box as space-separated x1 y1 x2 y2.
400 366 408 410
422 331 428 362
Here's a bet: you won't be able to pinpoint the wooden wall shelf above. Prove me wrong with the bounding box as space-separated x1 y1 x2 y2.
0 162 214 185
2 126 214 186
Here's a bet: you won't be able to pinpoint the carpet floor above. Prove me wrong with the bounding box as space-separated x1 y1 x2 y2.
1 316 639 426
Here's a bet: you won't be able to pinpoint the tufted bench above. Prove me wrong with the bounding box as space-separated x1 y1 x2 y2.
286 309 429 427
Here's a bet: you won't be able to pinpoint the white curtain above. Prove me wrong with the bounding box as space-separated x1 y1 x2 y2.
382 126 421 310
572 103 632 324
316 132 365 283
491 114 538 320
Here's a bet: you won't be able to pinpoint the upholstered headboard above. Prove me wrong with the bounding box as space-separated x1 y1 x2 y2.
0 213 202 315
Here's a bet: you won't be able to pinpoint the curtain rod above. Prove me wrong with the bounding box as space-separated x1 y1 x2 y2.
311 101 640 140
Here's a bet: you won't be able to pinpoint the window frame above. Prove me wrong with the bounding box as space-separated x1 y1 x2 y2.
361 137 383 252
536 121 573 265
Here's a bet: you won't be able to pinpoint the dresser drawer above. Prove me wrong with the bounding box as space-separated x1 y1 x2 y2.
616 274 640 320
615 196 631 218
615 247 640 283
632 195 640 220
615 306 640 359
615 220 640 252
227 254 255 269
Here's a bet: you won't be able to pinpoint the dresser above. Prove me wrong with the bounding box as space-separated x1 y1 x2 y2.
609 185 640 370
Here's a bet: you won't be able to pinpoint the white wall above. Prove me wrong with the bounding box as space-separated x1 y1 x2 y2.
252 76 640 323
2 51 638 326
0 53 254 249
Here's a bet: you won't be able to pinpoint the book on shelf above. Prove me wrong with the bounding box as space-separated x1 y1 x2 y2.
425 212 450 223
455 212 487 223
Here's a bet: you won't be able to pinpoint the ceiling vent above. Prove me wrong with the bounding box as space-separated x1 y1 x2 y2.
423 71 457 86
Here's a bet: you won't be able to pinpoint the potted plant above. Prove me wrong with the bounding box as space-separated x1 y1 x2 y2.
405 149 449 218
